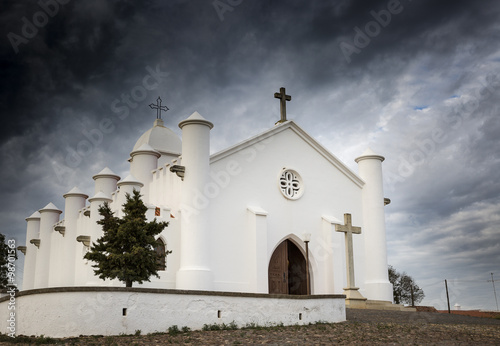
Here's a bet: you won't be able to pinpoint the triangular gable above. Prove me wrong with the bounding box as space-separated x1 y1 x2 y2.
210 120 365 188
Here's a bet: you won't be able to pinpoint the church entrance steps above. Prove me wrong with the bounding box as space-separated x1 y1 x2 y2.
348 299 417 311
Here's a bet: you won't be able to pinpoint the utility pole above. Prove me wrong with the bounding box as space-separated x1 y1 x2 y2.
445 279 451 314
410 281 415 307
487 273 499 311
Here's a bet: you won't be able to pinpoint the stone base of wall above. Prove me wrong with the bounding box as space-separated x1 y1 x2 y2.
0 287 346 338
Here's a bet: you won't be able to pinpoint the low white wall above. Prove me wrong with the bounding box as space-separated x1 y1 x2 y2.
0 287 345 338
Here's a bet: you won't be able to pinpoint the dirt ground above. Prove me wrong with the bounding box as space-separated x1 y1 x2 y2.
437 309 500 319
3 308 500 345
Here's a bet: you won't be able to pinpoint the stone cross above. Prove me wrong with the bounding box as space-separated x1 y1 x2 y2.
149 97 169 119
274 87 291 123
335 213 361 289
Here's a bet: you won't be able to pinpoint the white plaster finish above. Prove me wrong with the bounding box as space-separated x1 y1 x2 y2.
62 187 88 286
116 175 143 218
34 203 62 289
47 219 65 288
134 118 182 166
355 149 393 302
86 191 113 285
247 206 268 293
176 112 214 290
74 206 92 286
0 288 345 337
22 212 41 290
130 143 160 202
149 159 182 214
319 215 345 295
207 123 364 293
92 167 120 196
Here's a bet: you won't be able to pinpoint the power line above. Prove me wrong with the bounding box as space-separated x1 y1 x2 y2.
487 273 499 311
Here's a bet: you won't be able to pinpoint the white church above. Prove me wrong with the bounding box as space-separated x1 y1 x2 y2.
11 89 398 336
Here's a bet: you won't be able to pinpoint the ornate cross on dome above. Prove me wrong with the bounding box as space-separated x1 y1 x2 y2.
149 97 169 119
274 87 291 124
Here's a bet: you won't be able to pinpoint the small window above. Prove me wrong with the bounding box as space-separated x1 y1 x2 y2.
155 238 166 271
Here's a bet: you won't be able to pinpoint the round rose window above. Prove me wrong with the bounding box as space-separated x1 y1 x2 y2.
279 169 304 200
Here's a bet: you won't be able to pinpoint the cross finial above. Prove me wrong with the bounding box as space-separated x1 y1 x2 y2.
274 87 291 124
149 97 169 119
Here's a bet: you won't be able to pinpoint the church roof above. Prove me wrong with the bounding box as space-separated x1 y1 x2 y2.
355 147 385 163
130 143 161 157
210 120 365 188
89 191 112 201
133 119 182 156
117 174 144 187
93 167 120 181
63 186 89 199
26 211 41 221
39 202 62 214
178 111 214 129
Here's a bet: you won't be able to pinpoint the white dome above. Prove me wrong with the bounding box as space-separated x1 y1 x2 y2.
133 119 181 156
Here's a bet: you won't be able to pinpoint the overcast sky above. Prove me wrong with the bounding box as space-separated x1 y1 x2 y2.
2 0 499 310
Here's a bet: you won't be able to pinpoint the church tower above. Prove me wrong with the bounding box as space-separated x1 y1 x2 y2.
62 187 88 286
34 203 62 288
22 211 41 290
129 144 160 202
176 112 214 290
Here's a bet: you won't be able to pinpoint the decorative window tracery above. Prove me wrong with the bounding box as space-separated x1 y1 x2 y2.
279 169 304 200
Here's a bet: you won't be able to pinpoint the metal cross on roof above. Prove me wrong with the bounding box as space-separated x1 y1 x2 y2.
274 87 291 124
149 97 169 119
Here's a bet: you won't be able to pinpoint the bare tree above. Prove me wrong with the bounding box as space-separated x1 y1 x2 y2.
388 265 425 306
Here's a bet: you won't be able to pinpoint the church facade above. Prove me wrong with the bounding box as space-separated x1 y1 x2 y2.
19 94 393 304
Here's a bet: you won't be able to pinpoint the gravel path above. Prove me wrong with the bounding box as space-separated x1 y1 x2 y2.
3 309 499 345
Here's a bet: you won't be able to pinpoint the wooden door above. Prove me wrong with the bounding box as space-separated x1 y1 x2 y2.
268 241 288 294
287 240 308 295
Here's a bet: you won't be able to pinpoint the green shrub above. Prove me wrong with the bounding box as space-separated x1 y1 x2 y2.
168 325 180 336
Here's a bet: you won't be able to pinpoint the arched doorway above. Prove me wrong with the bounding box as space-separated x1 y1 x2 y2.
268 239 309 295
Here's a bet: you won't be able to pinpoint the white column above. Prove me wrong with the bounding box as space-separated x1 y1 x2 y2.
92 167 120 196
116 175 144 217
355 148 393 302
33 203 62 289
62 187 88 286
86 191 113 285
47 226 64 288
176 111 214 290
22 211 41 290
247 206 268 293
129 144 160 203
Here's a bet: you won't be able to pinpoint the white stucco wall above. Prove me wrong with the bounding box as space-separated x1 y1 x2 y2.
206 123 365 295
0 288 345 338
